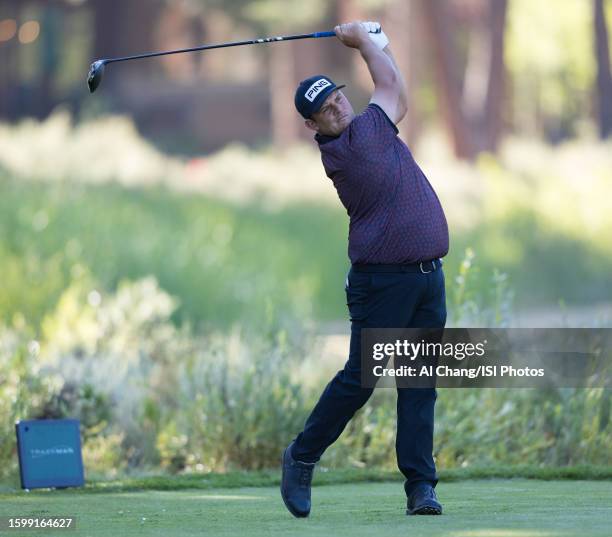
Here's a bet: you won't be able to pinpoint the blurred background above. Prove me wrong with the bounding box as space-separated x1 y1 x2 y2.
0 0 611 482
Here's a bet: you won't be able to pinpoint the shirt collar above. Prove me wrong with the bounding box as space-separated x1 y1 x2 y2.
315 132 340 145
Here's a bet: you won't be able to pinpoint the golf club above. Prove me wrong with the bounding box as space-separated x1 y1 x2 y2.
87 28 380 93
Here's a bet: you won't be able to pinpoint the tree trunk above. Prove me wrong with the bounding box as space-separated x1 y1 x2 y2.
92 0 124 59
336 0 371 91
594 0 612 138
0 1 19 119
484 0 508 149
420 0 476 159
269 42 299 148
462 0 508 153
461 4 490 150
38 4 63 118
154 3 198 80
92 0 163 88
385 0 423 147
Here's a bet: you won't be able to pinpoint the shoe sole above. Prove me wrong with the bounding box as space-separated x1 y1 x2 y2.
407 505 442 515
280 446 310 518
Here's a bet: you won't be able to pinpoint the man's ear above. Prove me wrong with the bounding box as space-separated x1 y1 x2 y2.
305 119 319 132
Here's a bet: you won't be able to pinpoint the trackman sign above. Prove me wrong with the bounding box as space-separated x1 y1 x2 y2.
304 78 331 102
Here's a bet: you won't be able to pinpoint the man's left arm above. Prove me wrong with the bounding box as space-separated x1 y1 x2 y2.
361 21 409 125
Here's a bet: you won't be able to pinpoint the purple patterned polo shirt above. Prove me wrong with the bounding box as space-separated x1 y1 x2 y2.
315 103 449 264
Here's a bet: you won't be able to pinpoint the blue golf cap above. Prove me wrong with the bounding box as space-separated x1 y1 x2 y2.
294 75 346 119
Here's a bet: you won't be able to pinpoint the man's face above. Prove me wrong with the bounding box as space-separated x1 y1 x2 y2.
306 90 355 136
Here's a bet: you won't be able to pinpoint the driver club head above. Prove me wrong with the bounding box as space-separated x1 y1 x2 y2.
87 60 106 93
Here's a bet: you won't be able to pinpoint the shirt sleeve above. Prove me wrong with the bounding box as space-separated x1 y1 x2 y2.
345 103 399 153
317 103 400 184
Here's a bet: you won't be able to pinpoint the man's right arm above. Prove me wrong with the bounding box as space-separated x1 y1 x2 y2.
334 22 408 125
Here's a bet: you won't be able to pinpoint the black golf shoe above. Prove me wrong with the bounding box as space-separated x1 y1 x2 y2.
406 482 443 515
280 441 315 518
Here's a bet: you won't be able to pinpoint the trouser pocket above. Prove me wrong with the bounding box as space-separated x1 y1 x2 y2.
345 268 371 322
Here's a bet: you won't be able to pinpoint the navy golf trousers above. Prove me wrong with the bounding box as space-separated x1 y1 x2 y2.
292 261 447 496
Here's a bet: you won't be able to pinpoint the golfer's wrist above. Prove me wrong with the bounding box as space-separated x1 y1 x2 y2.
358 38 379 56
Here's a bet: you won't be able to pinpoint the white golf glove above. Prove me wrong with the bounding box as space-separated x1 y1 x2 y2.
360 21 389 50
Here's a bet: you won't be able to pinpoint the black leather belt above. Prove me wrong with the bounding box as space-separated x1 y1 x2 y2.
352 258 442 274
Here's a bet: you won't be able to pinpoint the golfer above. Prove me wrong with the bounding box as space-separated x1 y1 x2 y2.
281 21 449 518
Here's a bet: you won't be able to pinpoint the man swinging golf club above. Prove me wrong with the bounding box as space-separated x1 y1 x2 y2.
281 21 449 518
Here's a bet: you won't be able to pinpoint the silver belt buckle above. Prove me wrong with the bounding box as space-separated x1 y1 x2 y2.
420 260 435 274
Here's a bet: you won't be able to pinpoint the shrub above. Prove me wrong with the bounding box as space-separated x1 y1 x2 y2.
1 260 609 481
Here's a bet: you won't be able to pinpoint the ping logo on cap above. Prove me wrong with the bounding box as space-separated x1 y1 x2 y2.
304 78 331 102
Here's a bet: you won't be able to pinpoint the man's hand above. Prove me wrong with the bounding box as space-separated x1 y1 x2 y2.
334 20 408 125
334 22 370 49
360 21 389 51
336 21 408 125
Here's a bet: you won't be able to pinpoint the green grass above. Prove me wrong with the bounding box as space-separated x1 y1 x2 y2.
2 171 612 331
0 176 349 329
2 465 611 495
0 479 610 536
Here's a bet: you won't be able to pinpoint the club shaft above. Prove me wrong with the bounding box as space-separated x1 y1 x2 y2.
103 31 336 65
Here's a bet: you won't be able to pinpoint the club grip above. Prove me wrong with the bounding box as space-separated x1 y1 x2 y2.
313 27 382 38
